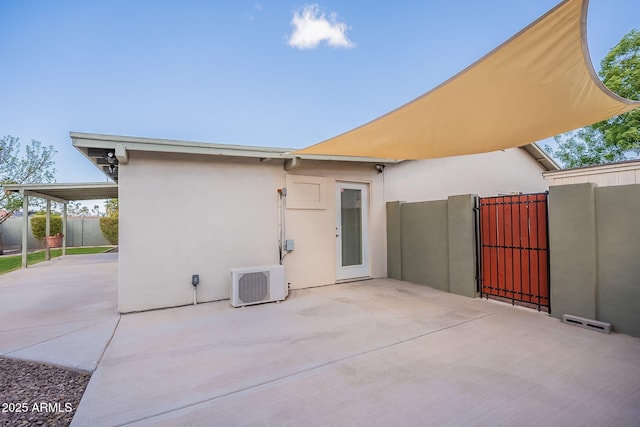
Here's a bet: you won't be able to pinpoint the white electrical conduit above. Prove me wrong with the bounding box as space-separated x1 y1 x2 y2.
278 188 289 264
278 189 283 263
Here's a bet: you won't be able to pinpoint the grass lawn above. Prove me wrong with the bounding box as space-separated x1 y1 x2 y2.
0 247 114 275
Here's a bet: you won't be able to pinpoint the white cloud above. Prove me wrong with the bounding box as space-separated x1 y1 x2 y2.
287 4 355 50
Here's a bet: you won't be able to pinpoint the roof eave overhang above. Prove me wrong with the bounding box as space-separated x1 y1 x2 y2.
71 132 402 180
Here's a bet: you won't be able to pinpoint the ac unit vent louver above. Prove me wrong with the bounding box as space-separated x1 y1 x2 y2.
239 271 269 304
231 265 287 307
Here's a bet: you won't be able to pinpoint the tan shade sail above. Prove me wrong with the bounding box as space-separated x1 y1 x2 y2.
295 0 640 160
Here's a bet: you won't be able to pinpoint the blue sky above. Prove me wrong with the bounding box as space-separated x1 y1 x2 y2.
1 0 638 184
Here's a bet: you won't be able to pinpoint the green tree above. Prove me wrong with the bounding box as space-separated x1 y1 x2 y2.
100 199 118 245
99 216 118 245
67 202 103 217
30 215 63 241
548 29 639 167
104 198 118 217
0 136 57 254
551 127 627 169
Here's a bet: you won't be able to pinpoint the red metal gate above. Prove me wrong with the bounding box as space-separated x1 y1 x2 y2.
477 193 550 311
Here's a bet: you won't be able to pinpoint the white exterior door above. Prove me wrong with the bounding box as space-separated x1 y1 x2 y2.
336 182 370 281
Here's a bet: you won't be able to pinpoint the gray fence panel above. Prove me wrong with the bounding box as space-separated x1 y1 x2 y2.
387 194 477 297
549 183 640 337
0 217 110 252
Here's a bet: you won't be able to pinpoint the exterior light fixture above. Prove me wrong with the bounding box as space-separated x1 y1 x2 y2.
375 163 386 173
105 151 116 164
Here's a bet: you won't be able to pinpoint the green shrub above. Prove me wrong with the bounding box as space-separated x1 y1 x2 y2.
100 216 119 245
30 215 63 240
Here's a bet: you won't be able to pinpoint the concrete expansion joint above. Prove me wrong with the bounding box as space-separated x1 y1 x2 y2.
115 308 511 426
4 318 113 358
96 315 122 369
0 316 114 334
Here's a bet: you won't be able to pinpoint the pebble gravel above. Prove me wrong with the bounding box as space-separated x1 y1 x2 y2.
0 357 91 426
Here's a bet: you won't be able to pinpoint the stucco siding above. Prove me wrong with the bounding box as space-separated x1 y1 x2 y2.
118 154 386 312
384 147 548 202
285 161 386 289
116 145 547 313
549 183 640 337
119 152 283 312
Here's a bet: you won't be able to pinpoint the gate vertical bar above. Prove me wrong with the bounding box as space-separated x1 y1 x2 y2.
534 194 541 311
492 201 498 298
501 197 507 301
484 199 490 299
545 191 551 313
510 199 516 304
474 196 482 294
526 196 532 308
496 198 500 298
519 196 523 303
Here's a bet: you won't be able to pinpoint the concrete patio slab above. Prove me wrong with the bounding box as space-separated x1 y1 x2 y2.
71 279 640 427
2 255 638 426
0 253 119 371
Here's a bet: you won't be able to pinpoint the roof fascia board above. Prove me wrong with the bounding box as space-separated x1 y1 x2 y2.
70 132 402 163
71 133 551 169
71 132 292 159
295 153 401 163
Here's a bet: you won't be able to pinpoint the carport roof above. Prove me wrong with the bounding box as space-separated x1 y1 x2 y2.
4 183 118 203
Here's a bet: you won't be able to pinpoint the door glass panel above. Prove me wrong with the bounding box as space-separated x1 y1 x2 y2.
341 188 362 266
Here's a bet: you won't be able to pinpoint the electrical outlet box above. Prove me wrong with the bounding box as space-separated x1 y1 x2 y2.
192 274 199 286
285 239 294 251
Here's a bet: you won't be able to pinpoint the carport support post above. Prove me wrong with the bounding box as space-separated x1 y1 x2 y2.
21 192 28 268
62 203 67 256
45 199 51 261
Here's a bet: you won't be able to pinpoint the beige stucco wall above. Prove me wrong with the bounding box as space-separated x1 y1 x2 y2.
119 152 283 312
384 147 549 202
284 161 386 290
118 145 547 312
118 152 385 312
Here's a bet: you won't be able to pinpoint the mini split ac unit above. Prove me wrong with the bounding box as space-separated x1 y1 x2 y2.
230 265 287 307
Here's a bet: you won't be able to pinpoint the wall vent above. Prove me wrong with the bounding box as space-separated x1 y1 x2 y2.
561 314 611 334
230 265 287 307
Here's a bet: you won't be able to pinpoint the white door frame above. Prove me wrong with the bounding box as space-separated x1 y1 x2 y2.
336 182 370 281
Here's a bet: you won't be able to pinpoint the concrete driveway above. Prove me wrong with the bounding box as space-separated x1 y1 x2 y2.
0 253 119 371
1 254 639 426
